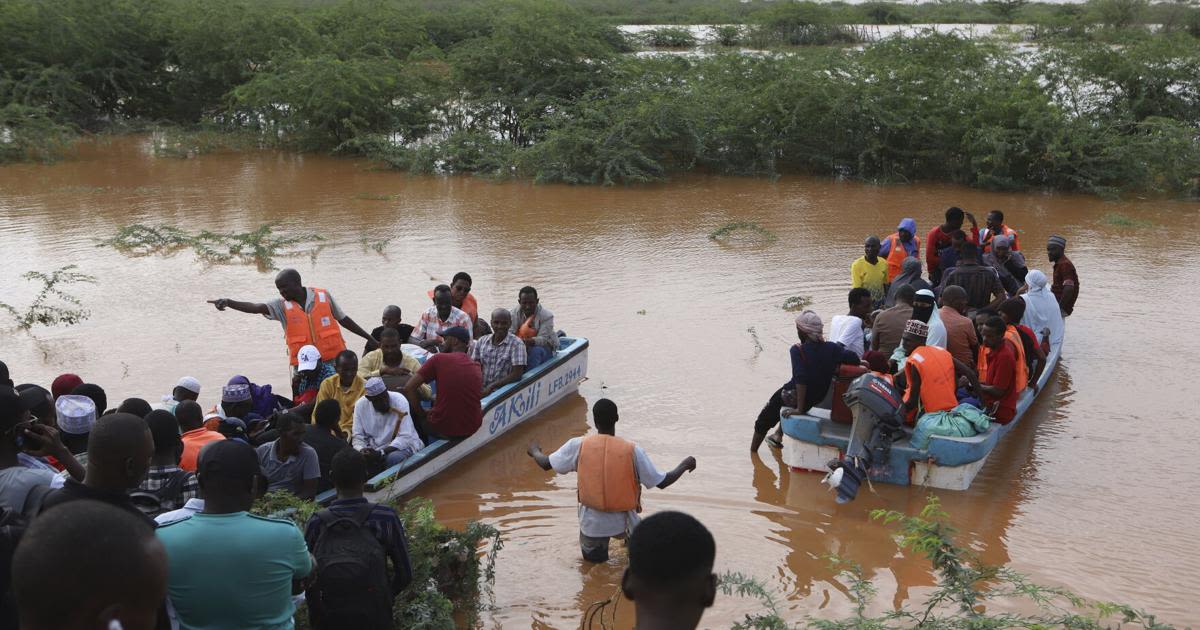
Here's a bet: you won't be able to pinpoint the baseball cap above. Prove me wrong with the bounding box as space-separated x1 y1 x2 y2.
296 345 320 371
55 395 97 435
196 439 258 482
175 376 201 395
439 326 471 344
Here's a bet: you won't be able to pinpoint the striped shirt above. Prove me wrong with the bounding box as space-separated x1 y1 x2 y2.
469 332 528 388
303 497 412 593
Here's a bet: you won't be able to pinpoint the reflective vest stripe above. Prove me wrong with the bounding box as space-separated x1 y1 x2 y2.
577 435 640 513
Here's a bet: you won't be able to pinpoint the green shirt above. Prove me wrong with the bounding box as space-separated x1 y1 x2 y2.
156 511 312 630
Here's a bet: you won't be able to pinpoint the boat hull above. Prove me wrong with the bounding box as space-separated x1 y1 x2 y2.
781 337 1062 490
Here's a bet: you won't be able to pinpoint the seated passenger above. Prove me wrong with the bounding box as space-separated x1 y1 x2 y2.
178 400 223 473
469 308 528 396
976 316 1023 424
751 310 860 452
982 235 1028 296
157 376 200 415
292 344 336 407
830 288 874 359
938 286 979 368
511 286 557 368
133 410 200 518
979 209 1020 253
404 327 483 440
206 383 255 432
359 328 431 400
410 284 472 352
872 284 915 357
938 242 1005 312
316 350 365 434
885 257 930 307
426 272 480 325
304 399 350 493
888 289 945 372
999 298 1046 392
363 305 414 355
1019 270 1064 350
353 377 423 474
255 412 320 499
893 320 978 425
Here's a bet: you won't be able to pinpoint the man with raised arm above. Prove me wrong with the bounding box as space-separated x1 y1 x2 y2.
208 268 375 374
527 398 697 563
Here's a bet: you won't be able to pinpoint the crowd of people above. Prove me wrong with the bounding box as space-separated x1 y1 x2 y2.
0 270 580 629
754 207 1079 504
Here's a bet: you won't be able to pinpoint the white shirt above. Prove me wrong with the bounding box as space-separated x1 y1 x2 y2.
548 437 667 538
830 315 865 357
155 498 206 525
351 392 423 454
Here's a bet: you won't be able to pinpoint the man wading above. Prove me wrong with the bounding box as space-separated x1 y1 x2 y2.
208 268 376 374
526 399 697 563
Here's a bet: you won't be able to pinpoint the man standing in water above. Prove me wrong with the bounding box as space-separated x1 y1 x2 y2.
850 236 889 307
527 399 697 563
1047 235 1079 317
209 268 376 373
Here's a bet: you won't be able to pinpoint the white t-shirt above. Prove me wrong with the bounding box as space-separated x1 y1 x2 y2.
548 437 667 538
351 392 423 454
830 315 865 358
155 498 206 525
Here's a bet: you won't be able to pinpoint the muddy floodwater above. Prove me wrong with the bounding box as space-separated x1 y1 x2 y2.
2 136 1198 627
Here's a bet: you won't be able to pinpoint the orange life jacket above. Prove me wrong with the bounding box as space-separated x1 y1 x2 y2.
905 346 959 419
884 232 921 283
284 287 346 365
980 224 1019 253
976 330 1027 392
517 312 537 340
577 434 640 513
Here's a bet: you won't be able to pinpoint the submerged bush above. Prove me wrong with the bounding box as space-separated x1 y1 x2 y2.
643 26 697 48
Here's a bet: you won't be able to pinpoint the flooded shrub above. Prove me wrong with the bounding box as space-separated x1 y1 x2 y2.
100 223 324 270
0 265 95 330
0 103 76 163
714 24 744 47
643 26 697 48
748 2 866 47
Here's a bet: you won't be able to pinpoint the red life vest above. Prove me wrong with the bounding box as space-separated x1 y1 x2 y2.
905 346 959 420
577 435 640 513
884 232 921 282
284 287 346 365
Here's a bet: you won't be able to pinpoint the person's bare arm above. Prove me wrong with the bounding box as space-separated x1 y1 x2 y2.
338 315 375 342
22 424 85 481
208 298 269 316
1060 282 1078 316
656 456 697 489
952 357 980 396
1027 341 1046 393
298 478 318 501
526 440 553 471
903 368 921 411
783 384 808 416
402 372 427 398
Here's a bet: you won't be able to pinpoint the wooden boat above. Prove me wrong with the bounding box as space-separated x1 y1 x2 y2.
316 336 589 504
780 335 1062 490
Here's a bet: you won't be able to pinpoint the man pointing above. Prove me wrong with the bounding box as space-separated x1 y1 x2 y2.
209 268 375 374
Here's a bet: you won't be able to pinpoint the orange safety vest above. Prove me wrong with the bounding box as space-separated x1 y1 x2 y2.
905 345 959 418
975 329 1027 392
577 435 641 513
517 313 537 340
284 287 346 365
884 232 921 283
980 224 1019 253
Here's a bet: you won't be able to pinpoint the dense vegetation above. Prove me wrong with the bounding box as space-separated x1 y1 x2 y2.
2 0 1198 196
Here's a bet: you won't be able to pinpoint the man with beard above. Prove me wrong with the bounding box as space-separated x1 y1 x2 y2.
1047 235 1079 316
352 377 423 474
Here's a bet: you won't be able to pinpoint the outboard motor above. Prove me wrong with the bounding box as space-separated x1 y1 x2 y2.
823 373 904 504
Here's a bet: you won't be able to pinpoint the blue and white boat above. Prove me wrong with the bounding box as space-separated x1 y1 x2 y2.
780 336 1062 490
317 336 589 504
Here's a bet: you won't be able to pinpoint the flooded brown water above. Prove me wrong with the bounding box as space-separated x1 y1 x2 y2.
2 136 1198 627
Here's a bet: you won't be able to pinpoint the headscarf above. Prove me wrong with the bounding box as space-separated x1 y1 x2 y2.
1020 270 1064 348
884 257 930 308
794 310 824 343
914 289 947 348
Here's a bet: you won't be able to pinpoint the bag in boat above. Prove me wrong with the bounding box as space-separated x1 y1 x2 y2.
307 504 392 630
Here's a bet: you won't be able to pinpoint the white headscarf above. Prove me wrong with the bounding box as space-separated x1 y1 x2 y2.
1021 270 1064 348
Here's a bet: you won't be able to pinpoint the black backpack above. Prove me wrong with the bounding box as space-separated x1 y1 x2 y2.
307 504 393 630
129 470 190 518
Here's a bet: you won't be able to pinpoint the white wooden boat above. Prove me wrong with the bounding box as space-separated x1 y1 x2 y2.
316 336 588 504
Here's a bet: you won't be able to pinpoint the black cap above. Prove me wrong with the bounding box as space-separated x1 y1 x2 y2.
0 386 29 427
196 439 258 482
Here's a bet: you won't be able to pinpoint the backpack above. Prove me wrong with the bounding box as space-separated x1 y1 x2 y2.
129 470 190 518
307 504 392 630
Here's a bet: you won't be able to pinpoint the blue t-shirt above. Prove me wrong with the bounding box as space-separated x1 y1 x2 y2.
156 511 312 630
790 341 858 409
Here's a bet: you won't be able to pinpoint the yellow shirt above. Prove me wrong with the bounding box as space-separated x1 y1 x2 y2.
316 374 365 433
357 349 432 400
851 256 889 304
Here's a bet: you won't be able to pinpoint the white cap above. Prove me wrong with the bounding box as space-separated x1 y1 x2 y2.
915 289 936 299
55 395 96 435
364 377 387 397
297 345 320 371
176 376 201 395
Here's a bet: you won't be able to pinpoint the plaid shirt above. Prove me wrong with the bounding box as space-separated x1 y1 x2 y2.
136 465 200 513
469 332 528 388
410 306 472 343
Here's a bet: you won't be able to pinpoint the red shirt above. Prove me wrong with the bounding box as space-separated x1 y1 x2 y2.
1052 256 1079 302
925 225 978 277
982 339 1020 424
417 352 483 437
